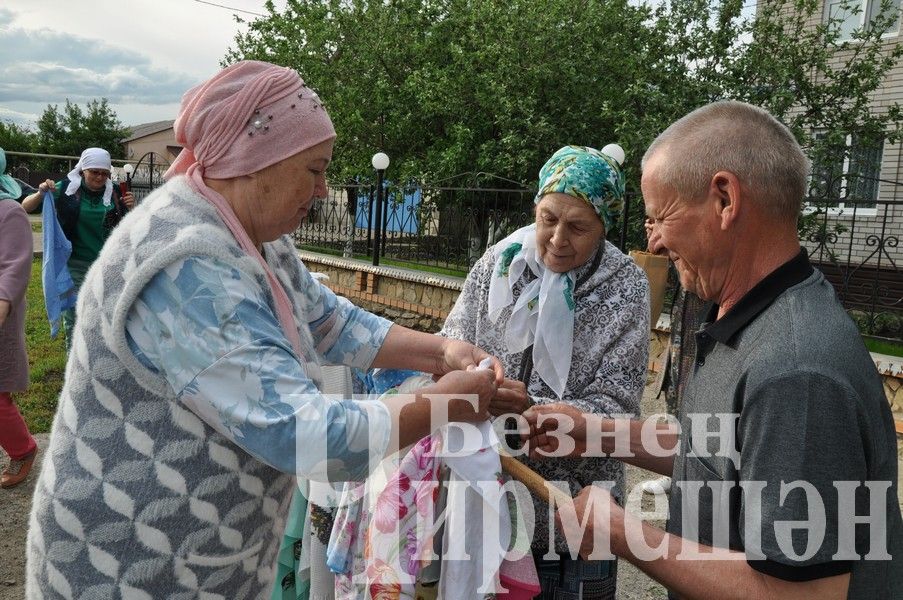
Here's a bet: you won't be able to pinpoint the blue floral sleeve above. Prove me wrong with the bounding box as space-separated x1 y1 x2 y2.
299 262 393 368
124 256 391 482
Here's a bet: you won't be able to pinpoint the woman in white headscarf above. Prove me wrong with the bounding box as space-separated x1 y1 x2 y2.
21 147 135 347
440 144 650 599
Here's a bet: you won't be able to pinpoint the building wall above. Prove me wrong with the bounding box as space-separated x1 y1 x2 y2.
797 2 903 268
124 128 180 165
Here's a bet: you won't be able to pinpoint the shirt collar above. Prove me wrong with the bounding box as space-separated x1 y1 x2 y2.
703 248 814 345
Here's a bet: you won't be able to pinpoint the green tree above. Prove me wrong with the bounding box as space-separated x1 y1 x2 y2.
226 0 672 184
0 121 36 154
226 0 901 247
34 98 130 159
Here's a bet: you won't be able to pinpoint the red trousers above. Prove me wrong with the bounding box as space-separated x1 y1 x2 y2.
0 392 36 461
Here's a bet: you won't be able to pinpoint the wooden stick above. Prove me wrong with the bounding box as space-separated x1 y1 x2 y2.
500 454 572 505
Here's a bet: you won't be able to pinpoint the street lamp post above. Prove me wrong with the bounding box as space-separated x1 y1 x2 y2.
343 183 358 259
371 152 390 266
122 163 135 190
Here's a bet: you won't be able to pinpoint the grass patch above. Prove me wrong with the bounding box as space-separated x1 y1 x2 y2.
299 244 468 278
17 259 67 433
379 258 467 278
863 336 903 358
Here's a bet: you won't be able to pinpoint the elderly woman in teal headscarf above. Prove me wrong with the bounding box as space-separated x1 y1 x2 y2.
440 144 650 598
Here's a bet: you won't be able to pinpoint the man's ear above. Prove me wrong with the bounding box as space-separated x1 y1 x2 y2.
709 170 742 231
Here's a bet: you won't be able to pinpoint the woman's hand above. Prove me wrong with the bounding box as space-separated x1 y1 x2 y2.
437 338 504 385
386 368 498 449
22 179 55 213
426 368 498 423
488 378 530 416
122 191 135 210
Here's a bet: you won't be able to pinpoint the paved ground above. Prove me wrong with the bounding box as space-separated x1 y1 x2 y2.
0 432 48 597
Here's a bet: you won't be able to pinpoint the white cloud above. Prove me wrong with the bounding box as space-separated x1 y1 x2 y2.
0 0 286 126
0 24 199 105
0 105 39 127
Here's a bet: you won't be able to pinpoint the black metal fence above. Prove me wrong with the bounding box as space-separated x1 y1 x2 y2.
292 181 538 271
124 152 171 204
292 174 646 273
801 177 902 341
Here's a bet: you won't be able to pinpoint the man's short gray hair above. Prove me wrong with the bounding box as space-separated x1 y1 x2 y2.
642 101 810 220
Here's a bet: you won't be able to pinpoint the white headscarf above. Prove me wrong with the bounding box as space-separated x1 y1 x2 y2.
66 148 113 206
487 224 582 399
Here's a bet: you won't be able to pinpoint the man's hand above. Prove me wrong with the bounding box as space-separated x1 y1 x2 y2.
489 378 530 416
522 403 589 458
555 484 625 560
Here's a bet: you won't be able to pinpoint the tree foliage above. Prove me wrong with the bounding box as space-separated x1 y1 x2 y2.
33 99 130 159
226 0 901 245
0 121 36 154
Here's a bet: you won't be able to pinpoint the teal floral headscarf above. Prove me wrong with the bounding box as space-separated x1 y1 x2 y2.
535 144 625 232
0 148 23 201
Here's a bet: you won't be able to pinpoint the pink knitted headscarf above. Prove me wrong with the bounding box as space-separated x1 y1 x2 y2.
166 60 335 179
165 60 336 359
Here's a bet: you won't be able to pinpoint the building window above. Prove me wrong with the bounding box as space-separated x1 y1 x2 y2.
825 0 902 40
809 132 883 213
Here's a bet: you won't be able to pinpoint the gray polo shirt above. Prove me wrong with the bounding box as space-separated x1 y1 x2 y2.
667 250 902 598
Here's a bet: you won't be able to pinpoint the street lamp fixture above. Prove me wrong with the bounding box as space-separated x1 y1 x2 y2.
371 152 390 171
122 163 135 188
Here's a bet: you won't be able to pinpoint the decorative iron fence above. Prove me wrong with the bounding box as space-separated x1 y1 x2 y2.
292 181 539 272
293 173 644 273
124 152 171 204
800 176 902 340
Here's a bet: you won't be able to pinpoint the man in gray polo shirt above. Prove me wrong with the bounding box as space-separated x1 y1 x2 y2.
523 100 901 599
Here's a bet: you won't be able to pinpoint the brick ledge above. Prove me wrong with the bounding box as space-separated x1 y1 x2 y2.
326 283 450 320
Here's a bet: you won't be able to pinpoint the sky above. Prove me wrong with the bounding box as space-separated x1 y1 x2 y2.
0 0 286 129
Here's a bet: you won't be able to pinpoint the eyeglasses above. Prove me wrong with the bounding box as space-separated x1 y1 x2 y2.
83 169 111 178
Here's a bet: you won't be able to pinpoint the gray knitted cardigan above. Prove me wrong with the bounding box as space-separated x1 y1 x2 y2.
27 176 324 599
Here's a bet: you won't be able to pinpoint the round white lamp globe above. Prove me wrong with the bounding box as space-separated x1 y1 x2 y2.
600 144 625 166
371 152 390 171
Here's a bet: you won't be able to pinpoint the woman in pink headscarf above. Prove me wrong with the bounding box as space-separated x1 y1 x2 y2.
27 61 505 599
